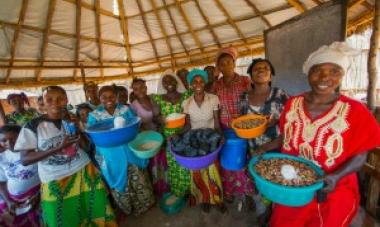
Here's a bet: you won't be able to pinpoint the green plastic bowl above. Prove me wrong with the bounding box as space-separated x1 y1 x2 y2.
159 193 187 215
128 131 164 159
249 153 324 207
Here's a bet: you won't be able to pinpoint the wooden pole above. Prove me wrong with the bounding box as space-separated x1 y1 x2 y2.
367 0 380 111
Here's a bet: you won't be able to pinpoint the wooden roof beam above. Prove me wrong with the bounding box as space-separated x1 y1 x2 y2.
162 0 190 57
348 0 367 10
174 0 203 51
348 9 374 33
149 0 176 70
135 0 162 69
73 0 81 80
287 0 306 13
35 0 57 82
5 0 29 83
214 0 248 44
243 0 272 28
194 0 221 48
117 0 133 76
94 0 104 78
310 0 322 5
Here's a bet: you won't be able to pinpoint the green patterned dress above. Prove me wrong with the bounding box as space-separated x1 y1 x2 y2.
5 109 39 126
152 93 191 197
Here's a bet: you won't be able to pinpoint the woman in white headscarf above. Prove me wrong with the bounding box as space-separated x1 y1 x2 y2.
151 71 192 205
256 42 380 227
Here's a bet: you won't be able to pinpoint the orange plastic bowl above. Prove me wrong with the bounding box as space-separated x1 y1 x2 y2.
231 114 268 139
166 113 186 129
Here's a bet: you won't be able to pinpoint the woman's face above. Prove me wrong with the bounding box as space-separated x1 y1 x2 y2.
217 55 235 77
132 82 147 99
117 89 128 104
204 66 216 83
9 96 24 112
308 63 344 96
162 75 178 93
44 89 68 117
0 131 18 151
251 61 272 85
85 85 99 100
100 90 117 110
191 76 206 94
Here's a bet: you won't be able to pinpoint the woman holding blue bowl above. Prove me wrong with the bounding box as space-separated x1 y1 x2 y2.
256 42 380 227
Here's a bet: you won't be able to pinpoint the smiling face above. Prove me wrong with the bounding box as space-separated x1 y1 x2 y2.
308 63 344 96
251 61 272 85
132 81 147 99
85 84 99 101
100 89 117 110
162 75 178 93
43 89 68 119
217 54 235 78
191 75 206 94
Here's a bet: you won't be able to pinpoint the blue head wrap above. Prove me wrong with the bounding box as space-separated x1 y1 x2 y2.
187 69 208 85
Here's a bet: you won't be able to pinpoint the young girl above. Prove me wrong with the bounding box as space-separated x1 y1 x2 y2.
88 85 154 216
14 86 116 227
83 82 100 110
0 125 40 227
130 78 168 197
75 104 93 132
2 93 39 126
182 69 224 213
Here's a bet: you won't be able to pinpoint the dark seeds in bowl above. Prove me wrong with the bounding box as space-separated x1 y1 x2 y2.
235 119 265 129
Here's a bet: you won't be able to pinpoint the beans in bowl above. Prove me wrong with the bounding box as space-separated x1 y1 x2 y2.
234 118 265 129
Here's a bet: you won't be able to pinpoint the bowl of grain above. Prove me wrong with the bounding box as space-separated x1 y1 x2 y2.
231 114 268 139
128 131 164 159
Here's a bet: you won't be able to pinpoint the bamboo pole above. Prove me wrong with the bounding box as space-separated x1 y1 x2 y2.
149 0 176 70
116 0 133 76
243 0 272 28
348 0 366 10
194 0 221 48
310 0 322 5
367 0 379 111
174 0 203 51
5 0 29 84
73 0 81 81
94 0 104 78
287 0 306 13
162 0 190 57
136 0 162 70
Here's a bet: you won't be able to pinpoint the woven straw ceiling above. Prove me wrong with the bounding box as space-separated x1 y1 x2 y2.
0 0 376 88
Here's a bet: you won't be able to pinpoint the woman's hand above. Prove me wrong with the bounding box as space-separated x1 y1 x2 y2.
321 174 340 193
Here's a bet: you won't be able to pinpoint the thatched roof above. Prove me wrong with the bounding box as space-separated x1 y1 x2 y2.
0 0 375 88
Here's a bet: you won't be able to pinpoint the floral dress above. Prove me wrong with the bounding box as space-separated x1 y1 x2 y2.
5 109 39 126
152 93 191 197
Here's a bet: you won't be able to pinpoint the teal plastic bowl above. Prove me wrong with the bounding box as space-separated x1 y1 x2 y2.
159 193 187 215
249 153 324 207
128 131 164 159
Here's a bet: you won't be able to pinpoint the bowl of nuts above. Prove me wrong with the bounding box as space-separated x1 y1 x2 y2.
231 114 268 139
249 153 324 207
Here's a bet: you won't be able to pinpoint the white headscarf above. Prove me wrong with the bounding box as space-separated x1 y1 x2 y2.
303 42 360 75
156 70 187 95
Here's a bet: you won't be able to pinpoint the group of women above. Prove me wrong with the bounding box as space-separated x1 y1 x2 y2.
0 41 379 227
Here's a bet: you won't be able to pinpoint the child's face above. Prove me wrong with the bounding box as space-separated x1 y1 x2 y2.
117 89 128 105
44 89 68 117
9 96 24 112
0 132 18 151
100 90 117 109
79 108 91 123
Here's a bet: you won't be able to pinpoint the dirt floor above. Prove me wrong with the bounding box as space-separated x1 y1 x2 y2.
122 202 380 227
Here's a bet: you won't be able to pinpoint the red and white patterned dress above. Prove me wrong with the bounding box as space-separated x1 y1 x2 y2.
271 94 380 227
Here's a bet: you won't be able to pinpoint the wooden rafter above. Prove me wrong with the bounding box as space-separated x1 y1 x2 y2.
194 0 221 48
35 0 57 82
135 0 162 69
5 0 29 83
243 0 272 28
310 0 322 5
94 0 104 78
174 0 203 51
117 0 133 76
347 9 374 33
149 0 176 70
162 0 189 56
0 46 265 89
288 0 306 13
213 0 248 44
73 0 81 81
348 0 366 10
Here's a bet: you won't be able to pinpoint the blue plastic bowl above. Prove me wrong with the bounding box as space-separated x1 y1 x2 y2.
249 153 324 207
86 117 140 147
128 131 164 159
220 129 248 171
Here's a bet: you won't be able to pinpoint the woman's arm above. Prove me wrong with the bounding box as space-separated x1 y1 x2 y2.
20 136 78 165
255 135 283 154
322 153 368 193
0 182 11 209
